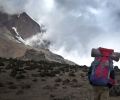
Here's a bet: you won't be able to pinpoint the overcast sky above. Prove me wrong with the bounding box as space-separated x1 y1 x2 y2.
1 0 120 67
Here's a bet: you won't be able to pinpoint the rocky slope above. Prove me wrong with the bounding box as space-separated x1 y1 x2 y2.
0 57 120 100
0 26 74 65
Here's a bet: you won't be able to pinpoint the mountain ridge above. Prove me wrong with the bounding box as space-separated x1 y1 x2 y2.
0 11 76 65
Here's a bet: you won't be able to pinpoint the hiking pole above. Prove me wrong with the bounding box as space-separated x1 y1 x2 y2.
113 86 119 96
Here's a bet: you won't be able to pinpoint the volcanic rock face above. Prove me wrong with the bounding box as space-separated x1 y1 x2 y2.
0 12 41 39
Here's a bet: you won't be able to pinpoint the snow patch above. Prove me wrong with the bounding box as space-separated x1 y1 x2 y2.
26 14 47 34
28 16 42 27
12 27 19 35
18 14 20 18
15 36 25 44
12 27 25 44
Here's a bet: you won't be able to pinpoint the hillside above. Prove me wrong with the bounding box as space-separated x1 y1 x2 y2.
0 57 120 100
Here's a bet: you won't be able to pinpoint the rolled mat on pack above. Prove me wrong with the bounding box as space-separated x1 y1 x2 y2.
91 47 120 62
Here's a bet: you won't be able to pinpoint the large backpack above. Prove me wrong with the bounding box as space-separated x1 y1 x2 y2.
88 47 115 86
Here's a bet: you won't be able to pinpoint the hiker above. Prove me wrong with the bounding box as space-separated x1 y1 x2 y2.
88 47 118 100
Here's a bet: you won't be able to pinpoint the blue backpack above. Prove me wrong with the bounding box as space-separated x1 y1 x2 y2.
88 56 115 86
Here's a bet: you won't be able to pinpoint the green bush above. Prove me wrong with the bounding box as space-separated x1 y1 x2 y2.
10 69 17 77
40 71 46 77
16 75 25 79
49 71 56 77
0 62 4 66
55 78 62 82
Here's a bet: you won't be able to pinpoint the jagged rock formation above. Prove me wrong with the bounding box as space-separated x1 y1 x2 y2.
0 12 41 39
0 11 50 48
19 48 74 65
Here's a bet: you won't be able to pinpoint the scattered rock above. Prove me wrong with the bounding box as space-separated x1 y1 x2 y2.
9 84 18 89
55 78 62 82
72 79 77 83
69 72 75 76
16 74 25 79
50 94 55 98
81 73 85 77
62 86 67 89
70 83 78 87
20 83 31 89
32 78 37 82
7 82 14 85
43 85 57 89
0 81 4 87
16 90 24 95
62 79 70 85
41 79 46 81
54 83 60 87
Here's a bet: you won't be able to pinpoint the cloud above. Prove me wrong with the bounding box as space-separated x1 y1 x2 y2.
0 0 27 14
1 0 120 67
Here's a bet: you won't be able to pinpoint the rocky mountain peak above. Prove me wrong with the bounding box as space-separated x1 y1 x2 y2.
0 11 75 65
0 11 50 48
0 11 41 39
